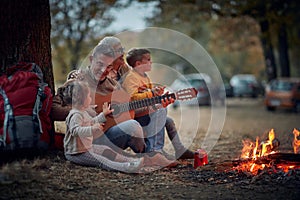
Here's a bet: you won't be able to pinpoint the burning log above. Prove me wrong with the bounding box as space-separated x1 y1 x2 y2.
233 129 300 175
233 153 300 166
258 153 300 164
240 129 280 160
233 152 300 175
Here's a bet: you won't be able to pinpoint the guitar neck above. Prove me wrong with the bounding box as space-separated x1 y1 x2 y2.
113 93 176 114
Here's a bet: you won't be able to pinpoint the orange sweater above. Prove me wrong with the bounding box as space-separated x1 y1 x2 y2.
122 70 153 100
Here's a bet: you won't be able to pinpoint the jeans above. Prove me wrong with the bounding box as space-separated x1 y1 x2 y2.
93 119 145 153
135 108 167 152
165 116 186 152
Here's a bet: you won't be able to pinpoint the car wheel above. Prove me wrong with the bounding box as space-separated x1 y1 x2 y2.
294 102 300 113
266 106 275 111
172 104 178 110
251 94 258 98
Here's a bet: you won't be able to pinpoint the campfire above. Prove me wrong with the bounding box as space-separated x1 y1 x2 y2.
232 128 300 175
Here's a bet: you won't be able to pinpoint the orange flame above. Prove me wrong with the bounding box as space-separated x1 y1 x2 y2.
261 129 275 156
234 129 300 175
235 129 278 175
293 128 300 154
253 137 259 158
240 139 254 159
269 129 275 148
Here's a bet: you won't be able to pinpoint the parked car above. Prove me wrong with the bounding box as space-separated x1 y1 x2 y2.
264 77 300 112
224 80 234 97
170 73 211 108
230 74 260 98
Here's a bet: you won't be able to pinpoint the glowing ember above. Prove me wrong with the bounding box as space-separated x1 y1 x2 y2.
233 129 300 175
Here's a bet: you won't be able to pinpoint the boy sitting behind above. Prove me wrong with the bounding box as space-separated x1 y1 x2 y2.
122 48 171 154
103 37 194 159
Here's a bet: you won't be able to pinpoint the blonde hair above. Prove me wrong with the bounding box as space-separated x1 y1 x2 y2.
61 79 90 108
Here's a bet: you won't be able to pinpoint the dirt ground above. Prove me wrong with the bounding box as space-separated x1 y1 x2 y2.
1 97 300 199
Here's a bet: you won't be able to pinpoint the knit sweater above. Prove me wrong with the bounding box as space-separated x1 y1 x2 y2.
64 108 106 155
122 70 153 101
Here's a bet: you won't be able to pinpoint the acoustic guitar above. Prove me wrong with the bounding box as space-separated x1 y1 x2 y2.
94 88 197 131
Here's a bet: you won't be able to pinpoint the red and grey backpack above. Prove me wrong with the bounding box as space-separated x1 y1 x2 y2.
0 62 53 151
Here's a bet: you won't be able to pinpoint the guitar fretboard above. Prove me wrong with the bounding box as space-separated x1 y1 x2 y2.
112 93 176 115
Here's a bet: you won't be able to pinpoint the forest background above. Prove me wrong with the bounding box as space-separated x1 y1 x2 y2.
50 0 300 87
1 0 300 92
1 2 300 198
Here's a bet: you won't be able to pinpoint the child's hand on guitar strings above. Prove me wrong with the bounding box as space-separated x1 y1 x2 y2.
102 102 114 116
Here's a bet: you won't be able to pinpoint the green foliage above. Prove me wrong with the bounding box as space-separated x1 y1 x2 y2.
208 16 265 79
51 0 300 83
143 0 300 79
144 1 265 79
50 0 129 83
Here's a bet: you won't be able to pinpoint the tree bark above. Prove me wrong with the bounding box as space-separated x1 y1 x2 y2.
278 23 290 77
259 20 277 82
0 0 54 92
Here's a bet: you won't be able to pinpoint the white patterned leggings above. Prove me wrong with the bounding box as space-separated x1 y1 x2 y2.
65 144 142 173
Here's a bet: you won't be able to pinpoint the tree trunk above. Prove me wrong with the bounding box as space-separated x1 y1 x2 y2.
259 20 277 82
278 23 290 77
0 0 54 92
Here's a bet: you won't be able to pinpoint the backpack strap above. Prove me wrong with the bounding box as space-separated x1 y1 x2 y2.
0 87 18 147
32 83 48 134
7 62 47 135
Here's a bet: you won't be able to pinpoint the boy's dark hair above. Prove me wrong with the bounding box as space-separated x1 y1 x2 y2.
126 48 150 67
